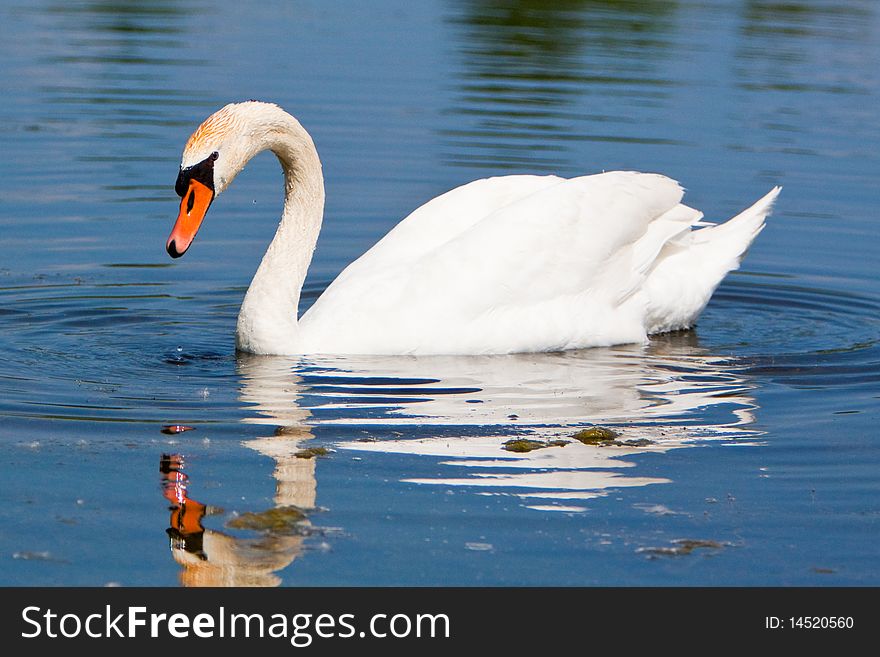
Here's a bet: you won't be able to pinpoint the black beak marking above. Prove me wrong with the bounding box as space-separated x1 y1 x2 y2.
176 152 217 197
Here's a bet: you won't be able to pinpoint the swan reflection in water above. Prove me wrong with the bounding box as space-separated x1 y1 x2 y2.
161 357 318 587
161 331 758 585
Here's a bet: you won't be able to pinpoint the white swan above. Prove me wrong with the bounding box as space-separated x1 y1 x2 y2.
166 101 780 356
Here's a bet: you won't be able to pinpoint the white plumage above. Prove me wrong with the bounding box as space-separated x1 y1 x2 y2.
167 101 780 356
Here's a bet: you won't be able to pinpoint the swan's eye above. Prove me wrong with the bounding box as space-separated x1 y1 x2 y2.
176 152 218 197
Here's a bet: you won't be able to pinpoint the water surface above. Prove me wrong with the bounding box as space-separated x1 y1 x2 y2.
1 0 878 586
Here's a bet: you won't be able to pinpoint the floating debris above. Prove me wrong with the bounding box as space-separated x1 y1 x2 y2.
295 447 330 459
633 503 684 517
12 550 69 563
618 438 654 447
502 438 569 453
525 504 587 513
572 426 620 444
503 439 546 453
161 425 195 435
226 505 309 535
637 538 727 557
465 542 494 551
274 425 313 437
12 550 53 561
571 426 653 447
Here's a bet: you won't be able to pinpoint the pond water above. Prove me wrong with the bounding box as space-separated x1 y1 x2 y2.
0 0 878 586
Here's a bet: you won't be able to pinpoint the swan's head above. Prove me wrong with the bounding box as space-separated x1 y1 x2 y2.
167 101 288 258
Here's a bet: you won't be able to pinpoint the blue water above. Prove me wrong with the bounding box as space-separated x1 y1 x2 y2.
0 0 878 586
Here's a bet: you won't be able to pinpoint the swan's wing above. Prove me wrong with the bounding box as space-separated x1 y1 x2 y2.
340 174 566 267
404 171 686 304
301 171 693 353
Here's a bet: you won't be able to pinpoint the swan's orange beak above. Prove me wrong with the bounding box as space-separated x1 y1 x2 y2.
167 179 214 258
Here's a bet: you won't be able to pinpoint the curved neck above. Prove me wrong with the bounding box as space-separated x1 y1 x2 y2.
235 119 325 354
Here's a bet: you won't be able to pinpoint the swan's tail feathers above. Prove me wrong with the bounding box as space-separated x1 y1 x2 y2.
640 186 780 335
695 186 781 264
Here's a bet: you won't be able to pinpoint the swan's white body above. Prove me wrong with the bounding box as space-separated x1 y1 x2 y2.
169 101 779 356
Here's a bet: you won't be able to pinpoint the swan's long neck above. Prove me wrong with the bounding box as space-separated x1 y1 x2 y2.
234 117 325 354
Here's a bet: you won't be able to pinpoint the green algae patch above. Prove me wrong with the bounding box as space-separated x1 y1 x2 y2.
226 506 308 534
618 438 654 447
572 426 620 444
273 425 313 438
812 567 836 574
295 447 329 459
673 539 724 553
570 427 654 447
503 438 569 453
637 538 726 557
503 439 546 453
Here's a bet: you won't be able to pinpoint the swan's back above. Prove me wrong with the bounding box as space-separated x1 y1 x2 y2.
299 171 778 355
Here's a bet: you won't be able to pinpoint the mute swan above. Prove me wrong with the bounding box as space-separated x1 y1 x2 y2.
166 101 779 356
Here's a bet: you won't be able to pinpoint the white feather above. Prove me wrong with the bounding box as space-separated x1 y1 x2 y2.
174 102 780 356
